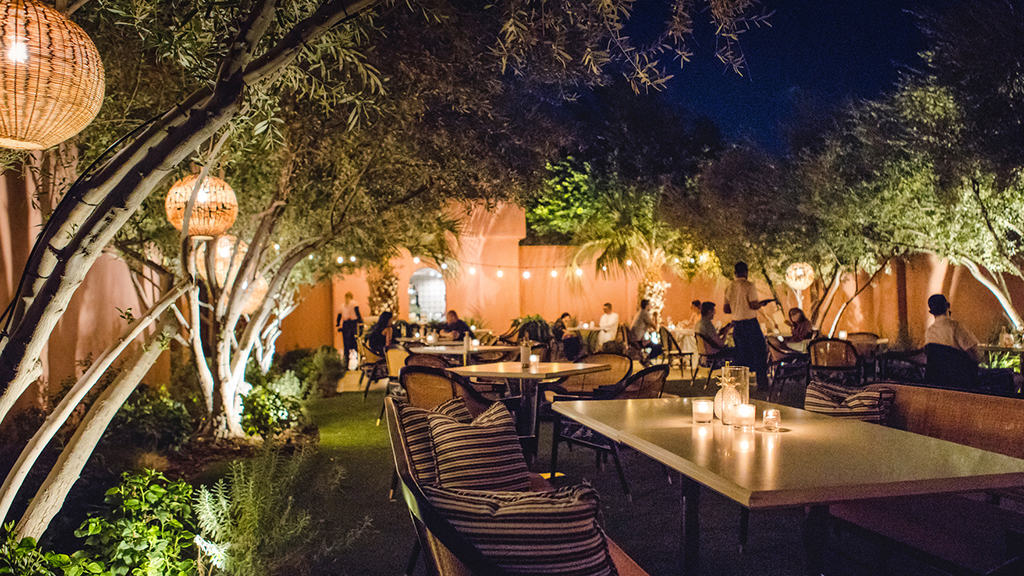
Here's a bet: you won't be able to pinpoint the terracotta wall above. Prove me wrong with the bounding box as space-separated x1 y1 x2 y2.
280 202 1024 354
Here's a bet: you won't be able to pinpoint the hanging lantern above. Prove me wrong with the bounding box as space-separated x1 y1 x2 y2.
0 0 105 149
784 262 815 292
165 174 238 236
195 235 248 288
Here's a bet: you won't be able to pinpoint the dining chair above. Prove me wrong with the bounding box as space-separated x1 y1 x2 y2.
658 327 693 373
767 337 809 404
358 337 387 401
374 346 410 425
808 337 862 387
693 333 734 390
543 353 633 404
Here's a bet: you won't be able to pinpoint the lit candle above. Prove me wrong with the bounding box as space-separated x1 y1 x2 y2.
426 334 435 344
528 354 540 367
735 403 756 429
471 339 480 347
692 399 714 424
763 408 781 432
838 330 848 340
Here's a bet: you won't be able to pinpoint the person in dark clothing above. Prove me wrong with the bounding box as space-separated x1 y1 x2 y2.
553 312 583 361
366 311 393 356
335 292 362 371
439 310 473 341
723 261 773 389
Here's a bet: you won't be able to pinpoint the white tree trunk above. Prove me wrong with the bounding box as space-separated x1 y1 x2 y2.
0 284 186 524
963 260 1024 331
16 320 175 539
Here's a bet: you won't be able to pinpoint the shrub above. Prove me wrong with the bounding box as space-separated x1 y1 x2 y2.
194 448 363 576
0 524 97 576
276 347 344 397
75 470 197 576
106 386 193 452
240 372 306 438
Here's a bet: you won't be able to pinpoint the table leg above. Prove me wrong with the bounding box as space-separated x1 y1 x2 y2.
680 476 701 574
516 379 539 465
802 505 829 576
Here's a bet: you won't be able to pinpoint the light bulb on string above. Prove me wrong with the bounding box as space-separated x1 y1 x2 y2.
625 259 633 267
440 262 448 270
412 256 421 264
496 269 504 278
349 255 357 262
336 256 343 264
550 269 558 278
468 266 476 275
575 267 584 277
522 270 531 279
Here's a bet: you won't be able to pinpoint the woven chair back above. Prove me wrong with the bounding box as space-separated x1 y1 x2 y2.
386 347 409 379
560 354 633 394
809 338 859 368
405 353 449 369
400 367 457 410
615 365 670 399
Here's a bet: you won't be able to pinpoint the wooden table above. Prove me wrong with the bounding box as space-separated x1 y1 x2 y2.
552 397 1024 574
449 362 610 458
410 344 520 365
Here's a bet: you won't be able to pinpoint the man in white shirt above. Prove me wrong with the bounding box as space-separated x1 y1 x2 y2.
724 261 774 388
597 302 619 348
924 294 982 363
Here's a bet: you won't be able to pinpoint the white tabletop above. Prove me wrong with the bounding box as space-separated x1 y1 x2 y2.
448 361 610 380
412 345 520 355
552 397 1024 510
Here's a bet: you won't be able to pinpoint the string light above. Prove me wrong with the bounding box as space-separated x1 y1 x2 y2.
412 256 421 264
550 269 558 278
440 262 448 270
575 267 584 277
336 256 343 264
601 265 608 271
625 259 633 267
469 266 476 275
522 270 531 279
273 243 280 251
496 269 504 278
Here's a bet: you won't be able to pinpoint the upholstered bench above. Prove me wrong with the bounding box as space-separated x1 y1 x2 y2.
384 397 649 576
830 383 1024 575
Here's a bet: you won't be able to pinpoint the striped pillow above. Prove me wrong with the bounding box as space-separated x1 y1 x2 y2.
398 398 474 485
422 484 617 576
805 380 895 423
428 402 531 492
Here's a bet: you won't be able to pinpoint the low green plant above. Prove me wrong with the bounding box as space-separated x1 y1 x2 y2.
75 471 197 576
240 371 307 438
0 523 106 576
984 351 1020 371
106 385 193 452
194 447 363 575
275 347 344 397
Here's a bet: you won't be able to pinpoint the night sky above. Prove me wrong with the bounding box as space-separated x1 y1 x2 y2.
657 0 941 151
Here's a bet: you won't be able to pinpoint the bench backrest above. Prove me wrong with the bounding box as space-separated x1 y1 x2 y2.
865 382 1024 459
384 397 509 576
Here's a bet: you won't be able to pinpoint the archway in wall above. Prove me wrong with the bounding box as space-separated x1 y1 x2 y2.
409 268 446 323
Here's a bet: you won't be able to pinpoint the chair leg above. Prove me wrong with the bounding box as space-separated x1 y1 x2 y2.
388 468 398 501
662 464 673 485
376 396 386 426
359 370 368 400
610 444 631 501
739 507 750 553
404 540 420 576
550 415 561 476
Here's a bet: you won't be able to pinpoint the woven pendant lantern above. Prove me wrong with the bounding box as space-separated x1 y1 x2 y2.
165 174 238 237
784 262 815 292
0 0 105 150
196 235 247 288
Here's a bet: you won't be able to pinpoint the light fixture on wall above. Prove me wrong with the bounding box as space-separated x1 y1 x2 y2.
0 0 105 149
165 174 238 236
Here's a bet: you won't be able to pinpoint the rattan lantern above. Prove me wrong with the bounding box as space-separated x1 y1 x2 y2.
785 262 815 308
0 0 105 149
196 235 247 288
165 174 238 237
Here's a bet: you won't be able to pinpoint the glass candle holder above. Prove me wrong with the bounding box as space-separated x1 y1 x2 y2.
763 408 781 432
471 339 480 347
692 399 714 424
528 354 540 367
426 334 435 344
734 403 756 429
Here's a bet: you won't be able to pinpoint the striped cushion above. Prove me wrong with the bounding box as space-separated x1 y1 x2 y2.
398 398 474 485
422 484 617 576
428 402 531 492
805 380 895 423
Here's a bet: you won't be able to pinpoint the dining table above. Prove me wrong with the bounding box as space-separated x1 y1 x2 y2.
409 344 521 365
448 361 610 460
552 397 1024 575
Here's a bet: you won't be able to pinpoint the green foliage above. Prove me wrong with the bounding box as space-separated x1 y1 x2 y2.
275 347 345 398
106 386 193 452
194 448 362 576
526 158 601 242
241 372 308 438
0 524 97 576
74 471 196 576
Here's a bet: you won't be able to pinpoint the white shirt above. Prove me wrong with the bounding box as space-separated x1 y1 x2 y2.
725 278 759 321
925 315 980 353
598 312 619 345
339 302 359 322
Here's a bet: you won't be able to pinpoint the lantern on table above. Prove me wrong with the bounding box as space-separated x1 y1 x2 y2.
0 0 104 149
785 262 815 309
165 174 238 237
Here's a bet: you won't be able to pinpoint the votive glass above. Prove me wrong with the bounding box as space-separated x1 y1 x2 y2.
692 399 714 424
763 408 781 432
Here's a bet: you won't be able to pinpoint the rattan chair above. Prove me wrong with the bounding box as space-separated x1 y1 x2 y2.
550 366 671 499
692 333 734 391
405 353 450 369
358 337 387 400
374 347 411 425
545 353 633 400
808 337 862 387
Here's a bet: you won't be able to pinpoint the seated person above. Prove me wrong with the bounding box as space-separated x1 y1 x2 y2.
630 299 662 362
553 312 583 361
924 294 981 363
695 301 733 354
439 309 474 341
365 311 393 356
597 302 619 347
685 299 701 328
784 307 813 343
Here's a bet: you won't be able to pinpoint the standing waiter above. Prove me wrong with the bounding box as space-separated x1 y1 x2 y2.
336 292 362 373
723 262 774 388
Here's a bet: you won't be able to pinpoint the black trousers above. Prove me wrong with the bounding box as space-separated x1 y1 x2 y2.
732 318 767 387
340 319 358 369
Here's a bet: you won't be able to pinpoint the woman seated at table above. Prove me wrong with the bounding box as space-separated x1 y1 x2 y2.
552 312 583 361
696 302 733 354
366 311 394 356
784 308 813 344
